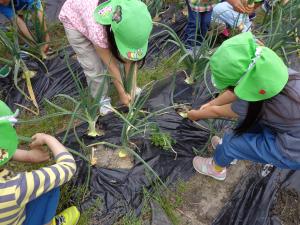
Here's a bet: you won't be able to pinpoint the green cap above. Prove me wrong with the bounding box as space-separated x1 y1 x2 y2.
0 101 18 166
210 32 289 101
94 0 153 61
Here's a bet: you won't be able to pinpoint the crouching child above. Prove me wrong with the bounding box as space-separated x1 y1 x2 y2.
0 100 80 225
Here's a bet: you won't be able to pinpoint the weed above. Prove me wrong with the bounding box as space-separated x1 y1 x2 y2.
150 124 176 154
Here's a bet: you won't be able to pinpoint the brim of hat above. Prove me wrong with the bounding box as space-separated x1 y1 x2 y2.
0 122 18 166
115 35 148 61
211 75 231 90
234 48 289 101
94 0 116 25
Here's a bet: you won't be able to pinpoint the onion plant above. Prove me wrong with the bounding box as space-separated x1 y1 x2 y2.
45 57 110 138
109 82 175 158
0 23 45 115
120 62 138 104
255 0 300 62
20 55 110 138
21 2 49 59
153 21 219 85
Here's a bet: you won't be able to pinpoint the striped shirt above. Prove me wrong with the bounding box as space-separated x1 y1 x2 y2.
0 152 76 225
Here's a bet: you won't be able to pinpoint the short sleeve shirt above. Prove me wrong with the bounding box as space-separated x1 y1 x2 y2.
231 69 300 162
59 0 108 48
0 0 41 19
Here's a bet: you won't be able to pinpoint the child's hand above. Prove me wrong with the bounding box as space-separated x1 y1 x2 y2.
233 0 254 14
27 148 50 163
120 93 131 106
30 133 53 148
187 110 199 121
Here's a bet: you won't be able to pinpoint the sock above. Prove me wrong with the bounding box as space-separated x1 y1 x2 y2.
213 160 224 172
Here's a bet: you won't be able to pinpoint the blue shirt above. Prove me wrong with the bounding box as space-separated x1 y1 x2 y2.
0 0 41 19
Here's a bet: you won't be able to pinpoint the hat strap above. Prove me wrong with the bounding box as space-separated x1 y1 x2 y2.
0 109 19 125
236 47 263 85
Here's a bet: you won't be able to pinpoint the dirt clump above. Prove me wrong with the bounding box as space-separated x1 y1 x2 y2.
272 188 300 225
93 145 134 169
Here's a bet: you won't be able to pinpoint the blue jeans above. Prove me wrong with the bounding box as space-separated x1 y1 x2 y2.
23 188 60 225
213 126 300 170
185 0 212 47
212 1 251 32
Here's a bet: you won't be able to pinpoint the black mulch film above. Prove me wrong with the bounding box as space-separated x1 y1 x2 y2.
0 1 299 224
0 48 86 110
0 7 187 109
213 167 300 225
60 72 228 225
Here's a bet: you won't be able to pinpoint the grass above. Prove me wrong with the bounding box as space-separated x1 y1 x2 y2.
114 180 187 225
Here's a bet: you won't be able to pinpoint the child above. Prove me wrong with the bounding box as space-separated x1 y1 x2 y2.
187 32 300 181
0 100 80 225
212 0 260 32
59 0 153 114
0 0 50 54
185 0 215 48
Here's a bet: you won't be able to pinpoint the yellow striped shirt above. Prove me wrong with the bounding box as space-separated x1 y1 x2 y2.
0 152 76 225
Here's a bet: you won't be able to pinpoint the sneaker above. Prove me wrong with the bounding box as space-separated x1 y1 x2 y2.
193 156 226 181
52 206 80 225
99 97 113 116
135 87 142 96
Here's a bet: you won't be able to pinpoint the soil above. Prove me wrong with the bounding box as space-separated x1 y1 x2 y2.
92 145 134 169
272 188 300 225
176 161 250 225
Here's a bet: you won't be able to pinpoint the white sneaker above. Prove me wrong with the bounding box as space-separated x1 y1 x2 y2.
135 87 142 96
99 97 113 116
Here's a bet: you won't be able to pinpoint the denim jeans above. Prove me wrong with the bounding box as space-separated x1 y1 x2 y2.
24 188 60 225
212 1 251 32
213 125 300 170
185 0 212 48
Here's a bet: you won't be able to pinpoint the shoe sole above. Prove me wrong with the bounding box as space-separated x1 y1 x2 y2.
193 159 226 181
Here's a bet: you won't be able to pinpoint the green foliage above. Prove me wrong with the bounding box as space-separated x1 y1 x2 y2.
150 125 176 151
255 0 300 62
20 55 109 138
153 21 218 85
116 212 142 225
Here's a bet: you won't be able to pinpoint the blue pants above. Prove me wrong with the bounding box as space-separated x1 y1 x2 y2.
213 126 300 170
23 188 60 225
185 0 212 48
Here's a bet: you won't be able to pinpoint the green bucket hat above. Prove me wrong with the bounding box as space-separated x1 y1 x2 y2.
94 0 153 61
0 101 18 166
210 32 289 101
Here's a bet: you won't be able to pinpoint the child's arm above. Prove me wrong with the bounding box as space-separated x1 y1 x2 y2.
227 0 255 14
187 104 238 121
14 134 77 207
12 148 50 163
200 90 237 110
95 46 131 106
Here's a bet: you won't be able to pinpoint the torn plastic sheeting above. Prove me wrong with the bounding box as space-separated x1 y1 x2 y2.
1 49 86 110
212 166 300 225
59 72 228 225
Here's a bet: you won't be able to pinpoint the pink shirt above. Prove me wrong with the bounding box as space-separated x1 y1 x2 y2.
59 0 108 48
